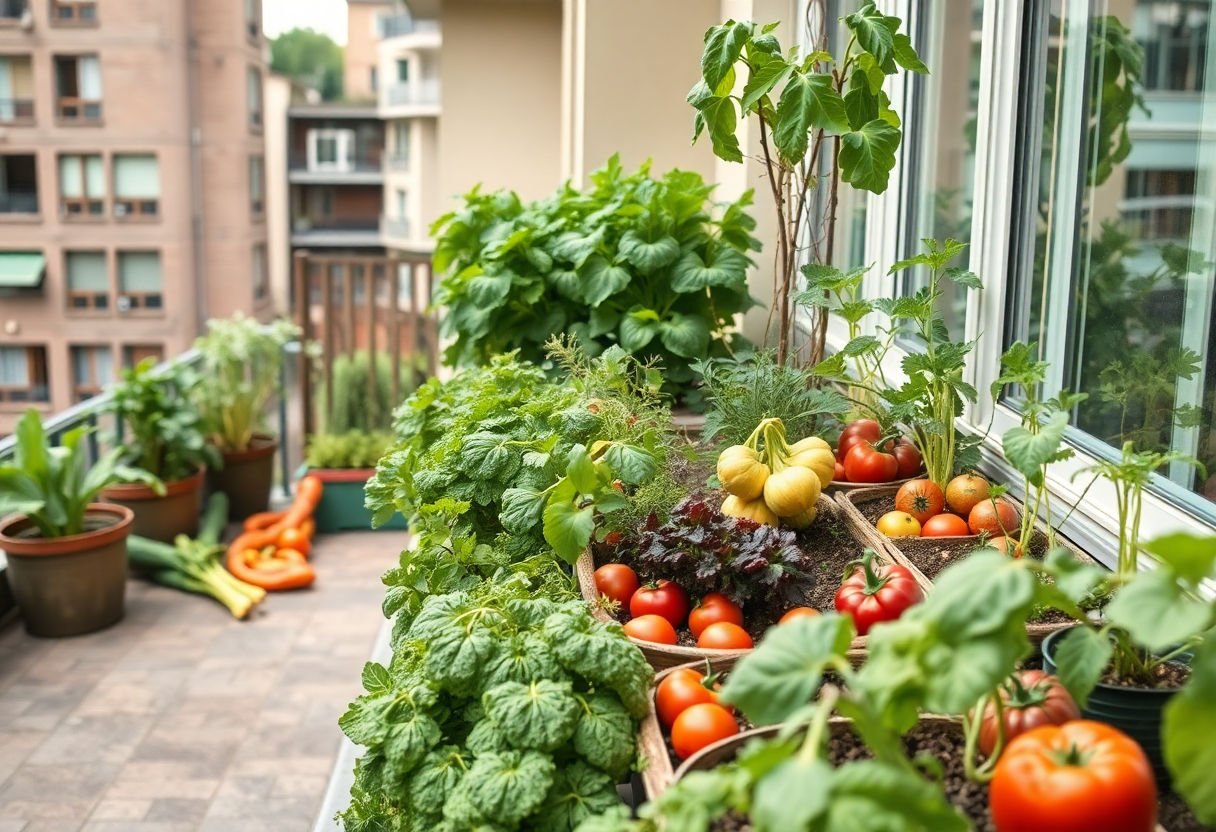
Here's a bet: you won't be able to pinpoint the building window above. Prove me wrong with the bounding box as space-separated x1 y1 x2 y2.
69 344 112 401
117 251 162 312
252 243 267 301
397 59 410 83
0 345 48 404
113 154 159 219
1009 1 1216 518
247 66 262 130
0 56 35 123
370 66 378 93
54 55 103 122
0 154 37 215
390 122 409 168
65 250 108 311
308 128 354 171
244 0 259 40
249 155 264 216
59 153 105 217
50 0 97 25
0 0 26 23
122 343 162 369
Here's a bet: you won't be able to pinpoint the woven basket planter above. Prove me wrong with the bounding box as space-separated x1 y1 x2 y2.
834 486 1100 645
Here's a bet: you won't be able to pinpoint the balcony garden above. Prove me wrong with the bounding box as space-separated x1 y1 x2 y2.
1 2 1215 832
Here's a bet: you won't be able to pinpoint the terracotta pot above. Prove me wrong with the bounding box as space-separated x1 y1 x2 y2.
208 434 277 521
102 467 205 543
0 504 133 638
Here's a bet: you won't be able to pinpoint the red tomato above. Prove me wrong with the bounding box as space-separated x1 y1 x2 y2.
946 473 991 516
655 668 722 727
278 527 311 556
593 563 639 608
836 419 883 461
779 606 821 624
990 721 1157 832
843 442 899 483
834 549 925 635
876 510 921 538
696 621 753 650
629 579 689 627
670 703 739 760
688 596 743 638
622 614 677 644
979 670 1081 757
920 512 970 537
894 479 945 524
834 461 847 482
892 440 923 478
968 498 1020 537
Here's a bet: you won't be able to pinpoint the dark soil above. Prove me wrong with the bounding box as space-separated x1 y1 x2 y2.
1162 793 1216 831
1100 660 1192 690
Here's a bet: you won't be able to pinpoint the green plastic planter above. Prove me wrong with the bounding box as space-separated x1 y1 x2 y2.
1042 626 1186 787
300 467 407 534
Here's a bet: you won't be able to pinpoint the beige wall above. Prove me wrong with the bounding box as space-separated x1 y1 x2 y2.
570 0 717 182
265 74 293 314
438 0 563 203
346 0 393 101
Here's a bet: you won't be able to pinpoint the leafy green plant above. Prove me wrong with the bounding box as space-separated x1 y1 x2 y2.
192 314 300 452
0 409 161 538
689 7 926 368
694 351 848 445
323 350 419 433
432 156 759 402
306 431 394 470
814 239 983 488
109 358 220 482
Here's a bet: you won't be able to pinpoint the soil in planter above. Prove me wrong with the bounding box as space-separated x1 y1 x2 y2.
1101 660 1191 690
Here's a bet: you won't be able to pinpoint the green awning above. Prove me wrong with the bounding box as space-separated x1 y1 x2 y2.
0 253 45 290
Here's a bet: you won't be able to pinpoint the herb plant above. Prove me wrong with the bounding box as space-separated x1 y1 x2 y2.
109 358 220 482
689 7 925 367
629 497 817 614
0 409 162 538
431 156 759 402
323 349 419 433
192 314 300 452
305 431 394 470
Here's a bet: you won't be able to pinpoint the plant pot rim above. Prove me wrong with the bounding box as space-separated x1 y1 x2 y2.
101 466 206 501
0 503 134 557
218 433 278 463
303 467 376 483
1043 625 1189 695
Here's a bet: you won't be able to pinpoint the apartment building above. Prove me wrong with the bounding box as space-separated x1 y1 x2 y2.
0 0 271 434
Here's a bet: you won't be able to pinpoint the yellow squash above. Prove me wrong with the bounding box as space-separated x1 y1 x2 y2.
762 466 821 518
786 446 836 490
721 494 779 527
716 445 769 501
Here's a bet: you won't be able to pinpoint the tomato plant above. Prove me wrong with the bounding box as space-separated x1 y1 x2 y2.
945 473 990 515
623 614 678 645
876 510 921 538
843 441 898 483
978 670 1081 756
894 479 944 524
688 596 743 638
594 563 639 608
629 579 689 627
697 621 753 650
968 498 1020 537
920 512 969 537
670 702 739 760
990 721 1157 832
779 606 820 624
834 549 925 635
656 667 722 728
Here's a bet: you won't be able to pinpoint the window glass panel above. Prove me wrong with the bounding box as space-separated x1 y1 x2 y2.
316 137 337 164
58 155 80 197
0 346 28 385
114 154 159 198
118 251 162 292
85 155 104 197
1013 0 1216 515
78 55 101 99
66 251 106 290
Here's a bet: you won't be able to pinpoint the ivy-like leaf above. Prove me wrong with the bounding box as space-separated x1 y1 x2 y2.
671 248 749 292
845 3 899 70
1001 412 1070 485
701 20 754 92
892 33 929 73
740 52 793 111
543 497 595 564
839 119 901 193
773 70 849 164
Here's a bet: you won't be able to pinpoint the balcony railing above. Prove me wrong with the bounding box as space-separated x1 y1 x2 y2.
388 79 440 107
289 152 383 174
0 99 34 122
386 153 409 171
0 190 38 213
380 215 410 240
381 14 440 39
295 217 380 233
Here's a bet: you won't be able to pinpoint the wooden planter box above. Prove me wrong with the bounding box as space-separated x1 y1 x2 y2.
574 494 929 670
834 486 1100 644
302 467 408 534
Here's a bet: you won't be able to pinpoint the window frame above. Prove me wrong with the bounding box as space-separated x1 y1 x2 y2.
116 249 164 314
50 0 98 27
68 343 111 402
64 248 110 313
112 152 160 221
247 66 263 132
53 54 103 124
249 154 265 217
0 344 49 405
810 0 1216 567
57 151 106 219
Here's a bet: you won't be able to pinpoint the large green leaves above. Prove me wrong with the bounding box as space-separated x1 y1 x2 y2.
1052 625 1113 708
544 609 653 718
660 313 711 359
701 20 754 92
671 247 750 293
1165 640 1216 825
839 119 901 193
483 680 580 752
773 70 849 164
572 692 636 778
444 750 555 828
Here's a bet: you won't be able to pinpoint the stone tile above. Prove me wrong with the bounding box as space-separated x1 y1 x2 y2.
271 773 328 799
0 820 26 832
0 732 44 788
87 799 149 821
80 823 194 832
102 778 219 802
21 822 83 832
0 762 118 804
144 798 209 824
0 802 92 822
26 713 151 766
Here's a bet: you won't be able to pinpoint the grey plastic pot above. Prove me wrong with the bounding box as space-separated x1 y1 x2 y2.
0 504 133 638
1042 625 1184 787
208 434 277 521
102 467 205 543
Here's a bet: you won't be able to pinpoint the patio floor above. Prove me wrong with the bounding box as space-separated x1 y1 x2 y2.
0 529 406 832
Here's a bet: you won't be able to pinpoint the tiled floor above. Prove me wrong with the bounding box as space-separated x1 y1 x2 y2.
0 530 405 832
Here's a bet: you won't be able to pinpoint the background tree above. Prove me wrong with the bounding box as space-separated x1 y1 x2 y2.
270 28 344 101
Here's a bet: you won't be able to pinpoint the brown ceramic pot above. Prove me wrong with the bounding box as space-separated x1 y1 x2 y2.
207 434 277 521
0 504 133 638
102 467 205 543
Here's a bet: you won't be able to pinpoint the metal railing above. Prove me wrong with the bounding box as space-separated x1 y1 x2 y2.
388 79 440 107
0 190 38 213
385 153 409 171
380 215 410 240
294 216 381 233
289 152 383 174
381 15 439 38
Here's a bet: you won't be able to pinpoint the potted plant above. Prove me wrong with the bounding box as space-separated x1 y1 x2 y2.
101 358 220 542
0 410 161 637
192 313 299 520
302 430 403 533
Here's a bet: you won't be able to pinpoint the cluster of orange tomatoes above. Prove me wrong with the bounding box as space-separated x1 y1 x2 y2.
875 473 1023 552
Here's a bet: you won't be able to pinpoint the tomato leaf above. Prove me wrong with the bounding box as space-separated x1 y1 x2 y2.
827 760 969 831
753 756 833 830
1165 639 1216 825
1105 568 1212 653
1053 625 1113 708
